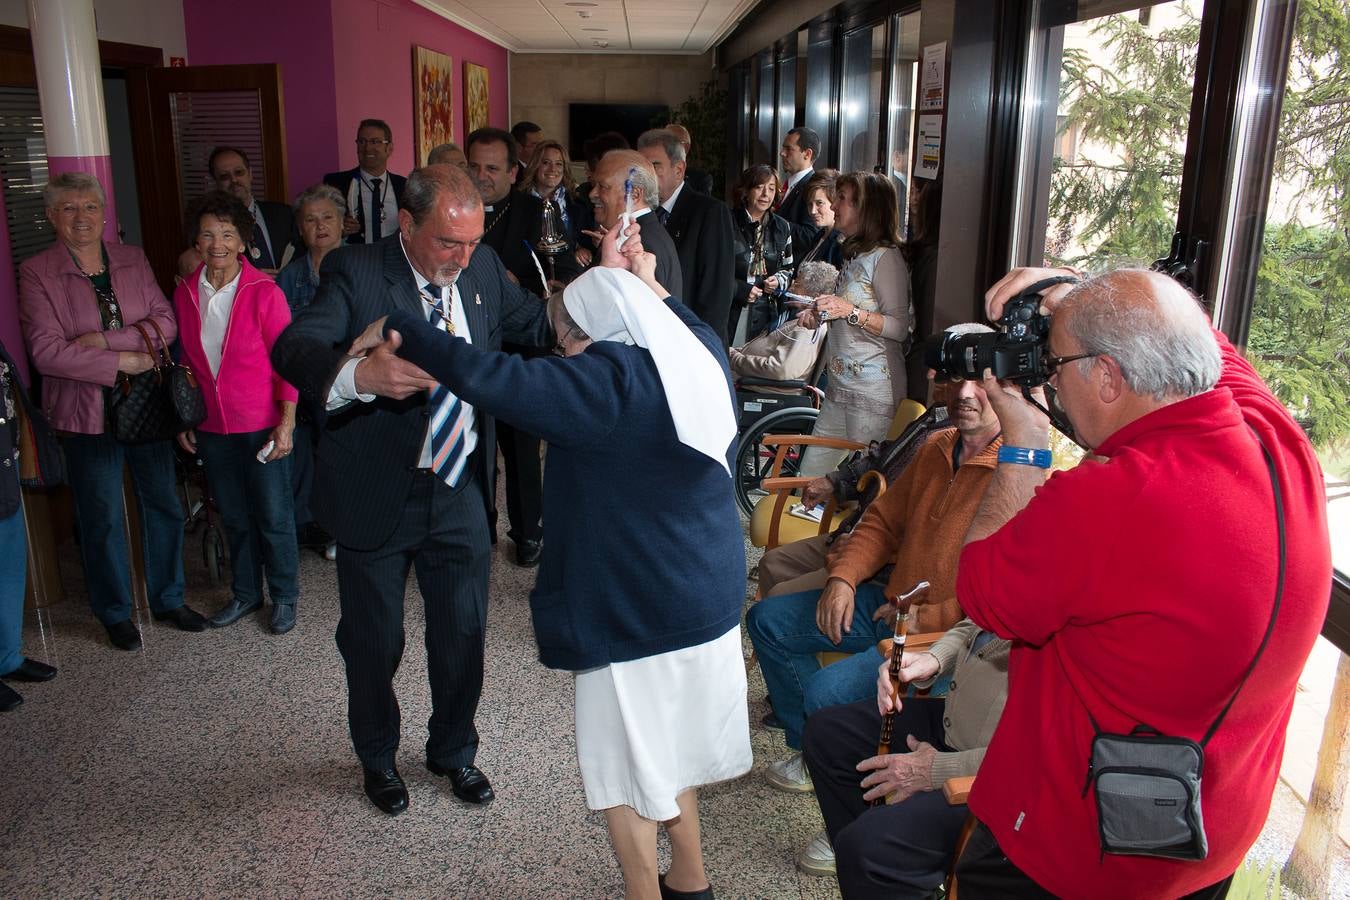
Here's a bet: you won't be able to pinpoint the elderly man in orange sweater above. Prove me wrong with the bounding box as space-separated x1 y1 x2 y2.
747 325 1003 793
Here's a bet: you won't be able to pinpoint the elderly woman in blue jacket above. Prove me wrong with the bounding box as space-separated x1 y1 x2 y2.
355 226 750 900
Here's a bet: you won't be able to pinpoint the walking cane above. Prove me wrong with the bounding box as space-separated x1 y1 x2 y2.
872 580 930 807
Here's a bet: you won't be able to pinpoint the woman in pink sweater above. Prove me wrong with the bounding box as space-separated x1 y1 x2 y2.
173 191 300 635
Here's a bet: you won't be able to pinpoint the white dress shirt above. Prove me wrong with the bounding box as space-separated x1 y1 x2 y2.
327 237 478 469
346 169 400 243
198 266 242 377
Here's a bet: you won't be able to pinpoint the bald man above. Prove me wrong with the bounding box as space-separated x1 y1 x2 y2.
271 164 553 818
950 267 1331 897
589 149 682 296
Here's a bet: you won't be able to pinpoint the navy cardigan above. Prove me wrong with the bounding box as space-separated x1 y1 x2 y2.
387 294 745 671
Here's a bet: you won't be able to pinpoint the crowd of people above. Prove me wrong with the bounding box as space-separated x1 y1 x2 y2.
0 111 1334 900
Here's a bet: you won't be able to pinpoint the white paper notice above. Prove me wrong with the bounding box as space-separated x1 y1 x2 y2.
921 43 947 110
916 114 942 179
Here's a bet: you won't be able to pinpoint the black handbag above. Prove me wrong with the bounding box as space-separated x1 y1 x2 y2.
106 320 206 444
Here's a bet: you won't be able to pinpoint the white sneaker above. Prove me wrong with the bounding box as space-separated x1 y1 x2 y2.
796 830 836 877
765 752 814 793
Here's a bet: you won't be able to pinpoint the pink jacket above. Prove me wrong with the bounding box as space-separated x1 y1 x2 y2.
19 241 178 435
173 258 298 435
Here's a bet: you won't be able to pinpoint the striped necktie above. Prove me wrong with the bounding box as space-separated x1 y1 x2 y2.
422 285 470 488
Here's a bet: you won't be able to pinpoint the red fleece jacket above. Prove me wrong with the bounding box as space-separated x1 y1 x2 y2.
957 332 1330 898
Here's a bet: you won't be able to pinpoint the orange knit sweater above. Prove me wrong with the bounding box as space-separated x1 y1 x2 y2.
828 427 1002 633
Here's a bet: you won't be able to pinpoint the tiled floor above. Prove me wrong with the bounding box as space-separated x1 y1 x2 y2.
1 514 839 899
4 500 1347 898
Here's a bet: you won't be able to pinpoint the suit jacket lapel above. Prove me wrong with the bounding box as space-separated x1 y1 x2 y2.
382 236 424 317
457 265 490 343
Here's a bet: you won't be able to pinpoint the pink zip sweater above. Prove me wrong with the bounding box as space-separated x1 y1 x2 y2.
172 258 297 435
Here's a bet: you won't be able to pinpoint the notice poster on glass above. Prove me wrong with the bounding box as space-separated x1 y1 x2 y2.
921 43 946 110
916 114 942 179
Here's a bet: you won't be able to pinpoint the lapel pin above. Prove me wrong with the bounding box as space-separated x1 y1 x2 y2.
475 293 481 305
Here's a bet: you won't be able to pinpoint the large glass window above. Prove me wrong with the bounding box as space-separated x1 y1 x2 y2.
776 53 797 156
754 51 775 167
804 21 836 155
886 11 922 233
839 23 886 173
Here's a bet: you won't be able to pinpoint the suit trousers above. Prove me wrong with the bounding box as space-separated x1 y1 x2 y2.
495 419 543 545
801 698 966 900
334 468 491 771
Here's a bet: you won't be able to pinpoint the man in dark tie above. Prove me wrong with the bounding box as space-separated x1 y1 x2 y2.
778 127 821 243
324 119 407 245
637 128 736 346
177 146 295 277
270 164 552 817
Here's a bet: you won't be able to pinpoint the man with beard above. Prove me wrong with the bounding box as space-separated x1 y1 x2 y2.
271 164 551 816
748 326 1004 794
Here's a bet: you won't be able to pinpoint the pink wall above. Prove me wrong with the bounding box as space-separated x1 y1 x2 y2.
183 0 340 199
329 0 509 175
183 0 508 199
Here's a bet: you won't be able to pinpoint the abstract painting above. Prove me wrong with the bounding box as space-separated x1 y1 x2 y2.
413 46 453 166
464 62 490 134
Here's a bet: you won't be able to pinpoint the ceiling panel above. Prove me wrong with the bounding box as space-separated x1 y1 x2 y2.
411 0 759 53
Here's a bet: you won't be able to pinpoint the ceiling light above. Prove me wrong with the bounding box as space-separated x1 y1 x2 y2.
592 39 610 47
581 27 607 31
565 2 598 7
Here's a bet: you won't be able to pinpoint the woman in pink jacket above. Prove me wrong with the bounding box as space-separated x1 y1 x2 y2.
19 173 208 651
173 191 301 635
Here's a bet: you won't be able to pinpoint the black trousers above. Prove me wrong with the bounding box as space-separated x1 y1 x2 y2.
802 699 968 900
953 821 1235 899
334 469 491 771
495 420 543 545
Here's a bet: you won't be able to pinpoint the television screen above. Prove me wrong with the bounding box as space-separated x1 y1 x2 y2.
568 103 670 161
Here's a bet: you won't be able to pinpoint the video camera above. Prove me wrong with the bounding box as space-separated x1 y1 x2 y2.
921 275 1078 387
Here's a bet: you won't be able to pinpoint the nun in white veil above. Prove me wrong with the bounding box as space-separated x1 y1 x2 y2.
367 226 751 900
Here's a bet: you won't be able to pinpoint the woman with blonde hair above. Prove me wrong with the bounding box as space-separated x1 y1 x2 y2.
518 138 588 244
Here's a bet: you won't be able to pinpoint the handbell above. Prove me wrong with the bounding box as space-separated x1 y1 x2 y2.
536 199 568 257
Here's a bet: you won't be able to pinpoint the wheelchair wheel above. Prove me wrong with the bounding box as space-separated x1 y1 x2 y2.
203 525 225 587
733 406 819 517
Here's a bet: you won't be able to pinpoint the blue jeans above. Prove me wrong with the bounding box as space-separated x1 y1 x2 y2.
747 582 893 750
62 433 186 625
197 429 298 606
0 472 27 675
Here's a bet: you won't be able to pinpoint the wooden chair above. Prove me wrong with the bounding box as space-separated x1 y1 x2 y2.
942 776 979 900
747 398 926 552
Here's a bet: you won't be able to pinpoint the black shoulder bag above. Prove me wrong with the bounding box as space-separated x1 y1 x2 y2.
1083 429 1284 861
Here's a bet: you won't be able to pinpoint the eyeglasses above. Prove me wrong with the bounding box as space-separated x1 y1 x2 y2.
355 139 390 147
1044 352 1100 378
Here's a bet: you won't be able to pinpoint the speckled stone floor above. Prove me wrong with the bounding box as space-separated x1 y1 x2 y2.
0 494 839 899
3 489 1345 899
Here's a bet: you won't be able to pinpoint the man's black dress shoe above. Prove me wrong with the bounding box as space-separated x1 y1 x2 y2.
209 598 263 628
515 539 542 568
427 760 495 805
0 682 21 712
362 767 409 816
105 619 142 651
4 658 57 682
153 605 209 632
270 603 296 635
659 873 715 900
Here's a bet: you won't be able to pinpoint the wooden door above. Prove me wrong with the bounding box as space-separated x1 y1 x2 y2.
125 64 287 294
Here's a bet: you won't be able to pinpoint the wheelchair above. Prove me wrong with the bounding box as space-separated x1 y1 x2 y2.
732 375 823 516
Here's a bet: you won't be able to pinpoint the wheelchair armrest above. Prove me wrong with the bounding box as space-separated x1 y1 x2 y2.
759 434 867 452
738 375 809 390
944 776 976 806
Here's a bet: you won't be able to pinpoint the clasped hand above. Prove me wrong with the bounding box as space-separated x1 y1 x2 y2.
347 317 437 399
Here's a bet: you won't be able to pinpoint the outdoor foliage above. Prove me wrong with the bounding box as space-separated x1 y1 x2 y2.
1050 2 1350 447
669 79 728 198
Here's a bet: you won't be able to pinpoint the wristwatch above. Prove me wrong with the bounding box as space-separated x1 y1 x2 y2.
846 307 862 326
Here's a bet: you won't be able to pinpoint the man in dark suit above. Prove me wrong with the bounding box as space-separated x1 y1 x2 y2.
464 127 578 567
666 124 714 196
588 150 682 297
270 165 551 817
777 127 820 228
198 146 295 273
637 128 736 346
324 119 407 245
509 121 543 182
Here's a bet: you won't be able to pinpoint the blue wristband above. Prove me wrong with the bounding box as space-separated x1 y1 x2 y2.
997 446 1052 469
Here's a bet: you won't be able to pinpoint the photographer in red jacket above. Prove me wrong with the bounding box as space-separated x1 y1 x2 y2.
952 267 1330 898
